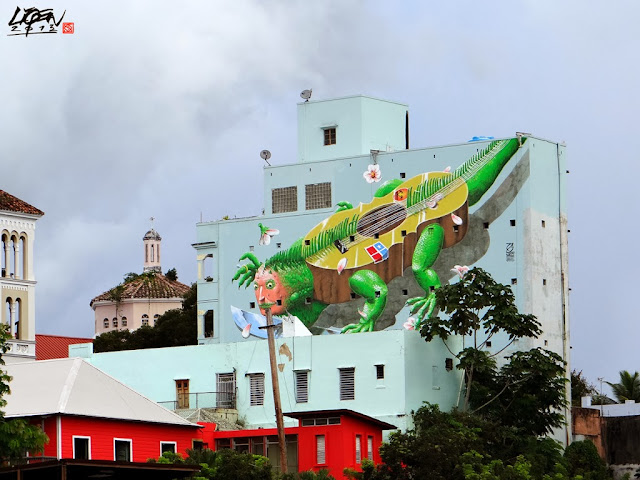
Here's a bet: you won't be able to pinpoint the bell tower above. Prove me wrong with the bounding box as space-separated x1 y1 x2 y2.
143 218 162 273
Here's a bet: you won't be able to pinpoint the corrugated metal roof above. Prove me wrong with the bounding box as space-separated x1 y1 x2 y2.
35 334 93 361
4 358 197 428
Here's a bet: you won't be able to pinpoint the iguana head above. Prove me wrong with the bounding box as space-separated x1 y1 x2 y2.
254 266 288 315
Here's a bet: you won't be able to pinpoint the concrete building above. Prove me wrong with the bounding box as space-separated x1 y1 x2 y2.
90 229 190 335
0 190 43 363
74 94 570 449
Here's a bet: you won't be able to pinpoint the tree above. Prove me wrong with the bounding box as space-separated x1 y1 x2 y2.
571 370 597 406
606 370 640 403
0 324 48 463
165 268 178 281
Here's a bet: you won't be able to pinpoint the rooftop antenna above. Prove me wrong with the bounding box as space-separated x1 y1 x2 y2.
260 149 272 166
300 89 312 102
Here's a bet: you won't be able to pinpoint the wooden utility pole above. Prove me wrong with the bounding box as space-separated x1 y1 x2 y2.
264 307 288 474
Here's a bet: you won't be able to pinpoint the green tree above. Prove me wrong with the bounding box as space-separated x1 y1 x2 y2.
563 441 608 480
571 370 597 406
165 268 178 281
606 370 640 403
0 324 48 463
421 268 543 411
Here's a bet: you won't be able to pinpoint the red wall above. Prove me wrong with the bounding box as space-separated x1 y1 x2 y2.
33 416 201 462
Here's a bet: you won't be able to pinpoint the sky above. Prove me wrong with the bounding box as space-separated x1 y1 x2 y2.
1 0 637 392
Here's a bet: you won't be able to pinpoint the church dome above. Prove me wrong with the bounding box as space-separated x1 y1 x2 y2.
143 229 162 241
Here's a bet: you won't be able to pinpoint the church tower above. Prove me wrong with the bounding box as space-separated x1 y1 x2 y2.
0 190 44 363
143 228 162 273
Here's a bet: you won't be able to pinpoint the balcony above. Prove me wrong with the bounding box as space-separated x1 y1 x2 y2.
158 391 236 411
5 339 35 359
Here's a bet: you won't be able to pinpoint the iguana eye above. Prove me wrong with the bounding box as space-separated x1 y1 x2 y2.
254 283 259 290
265 279 276 289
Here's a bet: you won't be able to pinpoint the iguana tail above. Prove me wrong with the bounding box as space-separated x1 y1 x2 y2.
457 137 524 206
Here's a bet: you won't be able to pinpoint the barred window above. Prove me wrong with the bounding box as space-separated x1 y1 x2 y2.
249 373 265 406
295 371 309 403
121 317 127 327
305 183 332 210
112 318 118 328
355 435 362 464
316 435 326 464
141 314 149 327
272 186 298 214
339 367 355 401
103 318 109 328
367 436 373 461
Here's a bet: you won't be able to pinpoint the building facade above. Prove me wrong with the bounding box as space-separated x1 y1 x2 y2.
0 190 43 363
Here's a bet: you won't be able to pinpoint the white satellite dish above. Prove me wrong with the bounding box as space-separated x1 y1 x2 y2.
260 149 271 166
300 89 312 101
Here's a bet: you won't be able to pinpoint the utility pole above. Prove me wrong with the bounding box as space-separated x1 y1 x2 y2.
263 307 288 474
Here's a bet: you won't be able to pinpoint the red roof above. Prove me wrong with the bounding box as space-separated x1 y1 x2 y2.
36 334 93 361
0 190 44 216
90 273 190 307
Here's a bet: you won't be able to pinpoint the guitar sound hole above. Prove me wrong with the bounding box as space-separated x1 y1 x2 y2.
356 204 407 237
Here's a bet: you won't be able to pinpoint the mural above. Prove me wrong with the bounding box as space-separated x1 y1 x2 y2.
232 138 524 337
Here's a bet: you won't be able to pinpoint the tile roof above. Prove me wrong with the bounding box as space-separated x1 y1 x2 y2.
90 273 190 307
0 190 44 216
4 358 198 427
36 334 93 361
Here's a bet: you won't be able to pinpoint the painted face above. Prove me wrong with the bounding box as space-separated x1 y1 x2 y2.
254 267 287 315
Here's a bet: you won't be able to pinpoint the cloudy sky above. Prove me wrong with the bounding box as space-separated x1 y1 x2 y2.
1 1 637 390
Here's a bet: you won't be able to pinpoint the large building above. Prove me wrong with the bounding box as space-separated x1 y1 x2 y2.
0 190 43 363
90 228 190 335
75 94 570 447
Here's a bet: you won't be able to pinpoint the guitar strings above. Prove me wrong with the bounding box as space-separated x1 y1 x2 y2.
335 141 506 248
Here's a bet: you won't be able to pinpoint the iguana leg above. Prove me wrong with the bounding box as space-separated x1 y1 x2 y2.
341 270 388 333
406 224 444 328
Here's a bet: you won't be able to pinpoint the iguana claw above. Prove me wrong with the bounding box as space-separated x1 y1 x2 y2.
335 201 353 212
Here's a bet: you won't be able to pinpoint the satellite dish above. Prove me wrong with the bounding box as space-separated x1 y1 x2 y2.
260 149 271 166
300 89 312 101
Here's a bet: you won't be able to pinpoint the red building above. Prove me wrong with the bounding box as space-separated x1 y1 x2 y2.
35 334 93 360
203 410 395 479
4 358 203 462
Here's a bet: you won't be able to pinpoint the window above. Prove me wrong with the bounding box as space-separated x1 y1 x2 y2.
103 318 109 328
121 316 127 327
249 373 265 406
204 310 214 338
323 127 336 146
112 318 118 328
355 435 362 464
339 367 355 400
160 442 176 455
295 371 309 403
305 182 332 210
192 440 204 451
375 364 384 380
301 417 340 426
316 435 326 464
73 436 90 460
154 314 160 326
114 439 132 462
216 372 236 408
367 436 374 461
176 379 189 409
142 314 149 327
272 186 298 214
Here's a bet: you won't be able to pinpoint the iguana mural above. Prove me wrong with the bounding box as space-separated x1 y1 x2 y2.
233 138 524 333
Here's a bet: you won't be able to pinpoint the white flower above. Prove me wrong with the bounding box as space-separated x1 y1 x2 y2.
451 265 470 279
451 213 463 226
443 166 451 173
363 164 382 183
403 317 417 330
242 324 252 338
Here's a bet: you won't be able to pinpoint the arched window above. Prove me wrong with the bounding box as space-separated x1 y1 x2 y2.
113 318 118 328
14 298 21 339
103 318 109 328
121 316 127 327
142 314 149 327
19 235 26 280
153 314 159 326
